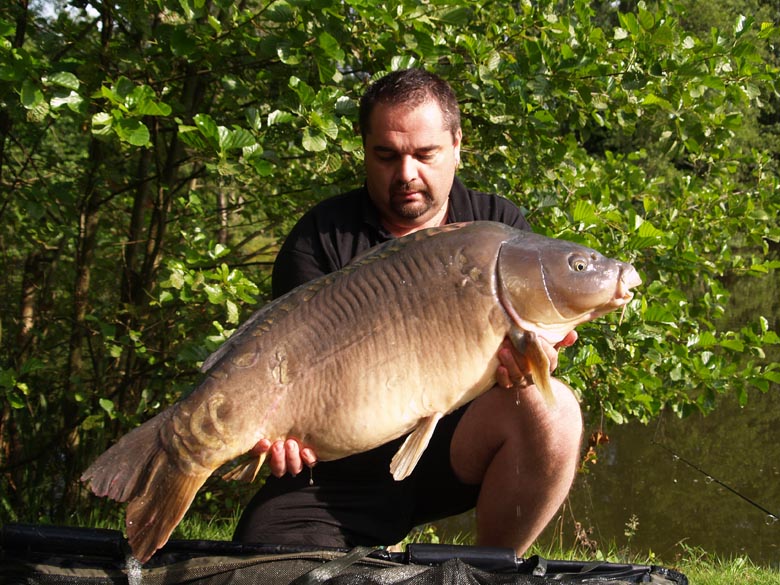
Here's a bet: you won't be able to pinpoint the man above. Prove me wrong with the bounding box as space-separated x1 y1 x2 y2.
233 69 582 555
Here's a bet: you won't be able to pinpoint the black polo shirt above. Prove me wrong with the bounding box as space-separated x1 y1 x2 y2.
271 177 531 298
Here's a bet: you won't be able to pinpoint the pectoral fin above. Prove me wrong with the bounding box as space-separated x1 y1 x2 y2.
390 413 443 481
221 451 267 483
508 328 555 407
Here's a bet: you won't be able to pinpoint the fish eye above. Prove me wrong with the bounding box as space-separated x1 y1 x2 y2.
569 255 589 272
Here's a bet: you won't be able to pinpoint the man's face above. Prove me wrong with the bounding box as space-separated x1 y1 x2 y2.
364 100 461 232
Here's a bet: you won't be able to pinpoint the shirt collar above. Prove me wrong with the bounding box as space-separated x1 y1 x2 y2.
360 176 467 236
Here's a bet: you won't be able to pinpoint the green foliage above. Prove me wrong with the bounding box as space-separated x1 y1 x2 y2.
0 0 777 529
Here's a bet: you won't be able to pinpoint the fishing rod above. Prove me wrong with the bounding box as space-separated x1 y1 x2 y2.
652 440 779 525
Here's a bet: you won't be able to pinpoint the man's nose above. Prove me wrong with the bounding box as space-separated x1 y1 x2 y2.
396 155 419 183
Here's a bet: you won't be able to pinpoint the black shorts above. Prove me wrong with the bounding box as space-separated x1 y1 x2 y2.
232 405 480 548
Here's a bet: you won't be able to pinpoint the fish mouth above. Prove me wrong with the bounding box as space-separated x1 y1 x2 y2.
614 264 642 306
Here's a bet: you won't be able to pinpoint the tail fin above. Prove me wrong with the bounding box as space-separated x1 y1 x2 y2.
81 410 175 501
81 409 210 563
124 448 210 563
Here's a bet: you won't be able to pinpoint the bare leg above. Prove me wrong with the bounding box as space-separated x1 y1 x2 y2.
450 378 582 555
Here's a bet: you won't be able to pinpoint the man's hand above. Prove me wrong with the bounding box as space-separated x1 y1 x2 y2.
495 330 578 389
252 438 317 478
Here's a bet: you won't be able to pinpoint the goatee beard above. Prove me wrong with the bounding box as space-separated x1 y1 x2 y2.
391 193 434 219
391 182 433 219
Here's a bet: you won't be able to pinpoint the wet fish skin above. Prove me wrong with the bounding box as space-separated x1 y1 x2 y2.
81 221 641 563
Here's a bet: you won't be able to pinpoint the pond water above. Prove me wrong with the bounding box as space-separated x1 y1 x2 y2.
546 388 780 568
437 269 779 568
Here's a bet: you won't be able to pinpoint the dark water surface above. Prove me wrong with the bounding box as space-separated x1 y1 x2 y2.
548 389 780 568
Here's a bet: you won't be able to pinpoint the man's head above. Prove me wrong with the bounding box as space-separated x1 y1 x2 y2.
359 69 461 143
359 69 462 236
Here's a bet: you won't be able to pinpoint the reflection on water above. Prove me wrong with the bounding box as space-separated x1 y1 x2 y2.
548 387 780 568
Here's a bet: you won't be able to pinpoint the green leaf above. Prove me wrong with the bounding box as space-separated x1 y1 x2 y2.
637 8 655 31
20 80 44 109
277 43 303 65
170 27 198 56
621 71 647 90
310 111 338 139
178 0 195 20
268 110 295 126
124 85 172 116
614 28 629 41
91 112 114 135
642 93 673 111
81 414 105 430
0 18 15 37
220 127 256 151
317 31 344 61
50 91 83 111
652 24 675 46
302 128 327 152
204 284 225 304
226 299 239 324
391 55 417 71
289 76 315 106
114 77 135 99
135 96 172 116
45 71 80 91
433 6 471 26
99 398 115 414
720 338 745 352
636 219 664 239
246 107 262 131
250 158 274 176
0 368 16 391
207 15 222 35
571 199 599 224
178 124 210 149
114 117 151 146
194 113 220 146
335 96 357 117
267 0 294 22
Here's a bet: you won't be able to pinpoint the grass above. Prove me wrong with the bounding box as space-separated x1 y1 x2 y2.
674 548 780 585
525 540 780 585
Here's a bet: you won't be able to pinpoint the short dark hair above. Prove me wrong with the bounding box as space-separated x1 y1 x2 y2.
358 69 461 142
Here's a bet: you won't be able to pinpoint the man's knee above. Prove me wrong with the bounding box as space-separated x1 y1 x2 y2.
534 379 583 474
451 379 582 483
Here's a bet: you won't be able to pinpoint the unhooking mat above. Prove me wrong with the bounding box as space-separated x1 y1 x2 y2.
0 523 688 584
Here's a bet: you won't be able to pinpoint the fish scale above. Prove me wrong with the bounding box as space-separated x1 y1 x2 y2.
82 221 641 563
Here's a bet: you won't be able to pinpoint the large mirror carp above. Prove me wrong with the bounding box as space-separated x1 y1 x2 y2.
82 221 641 563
